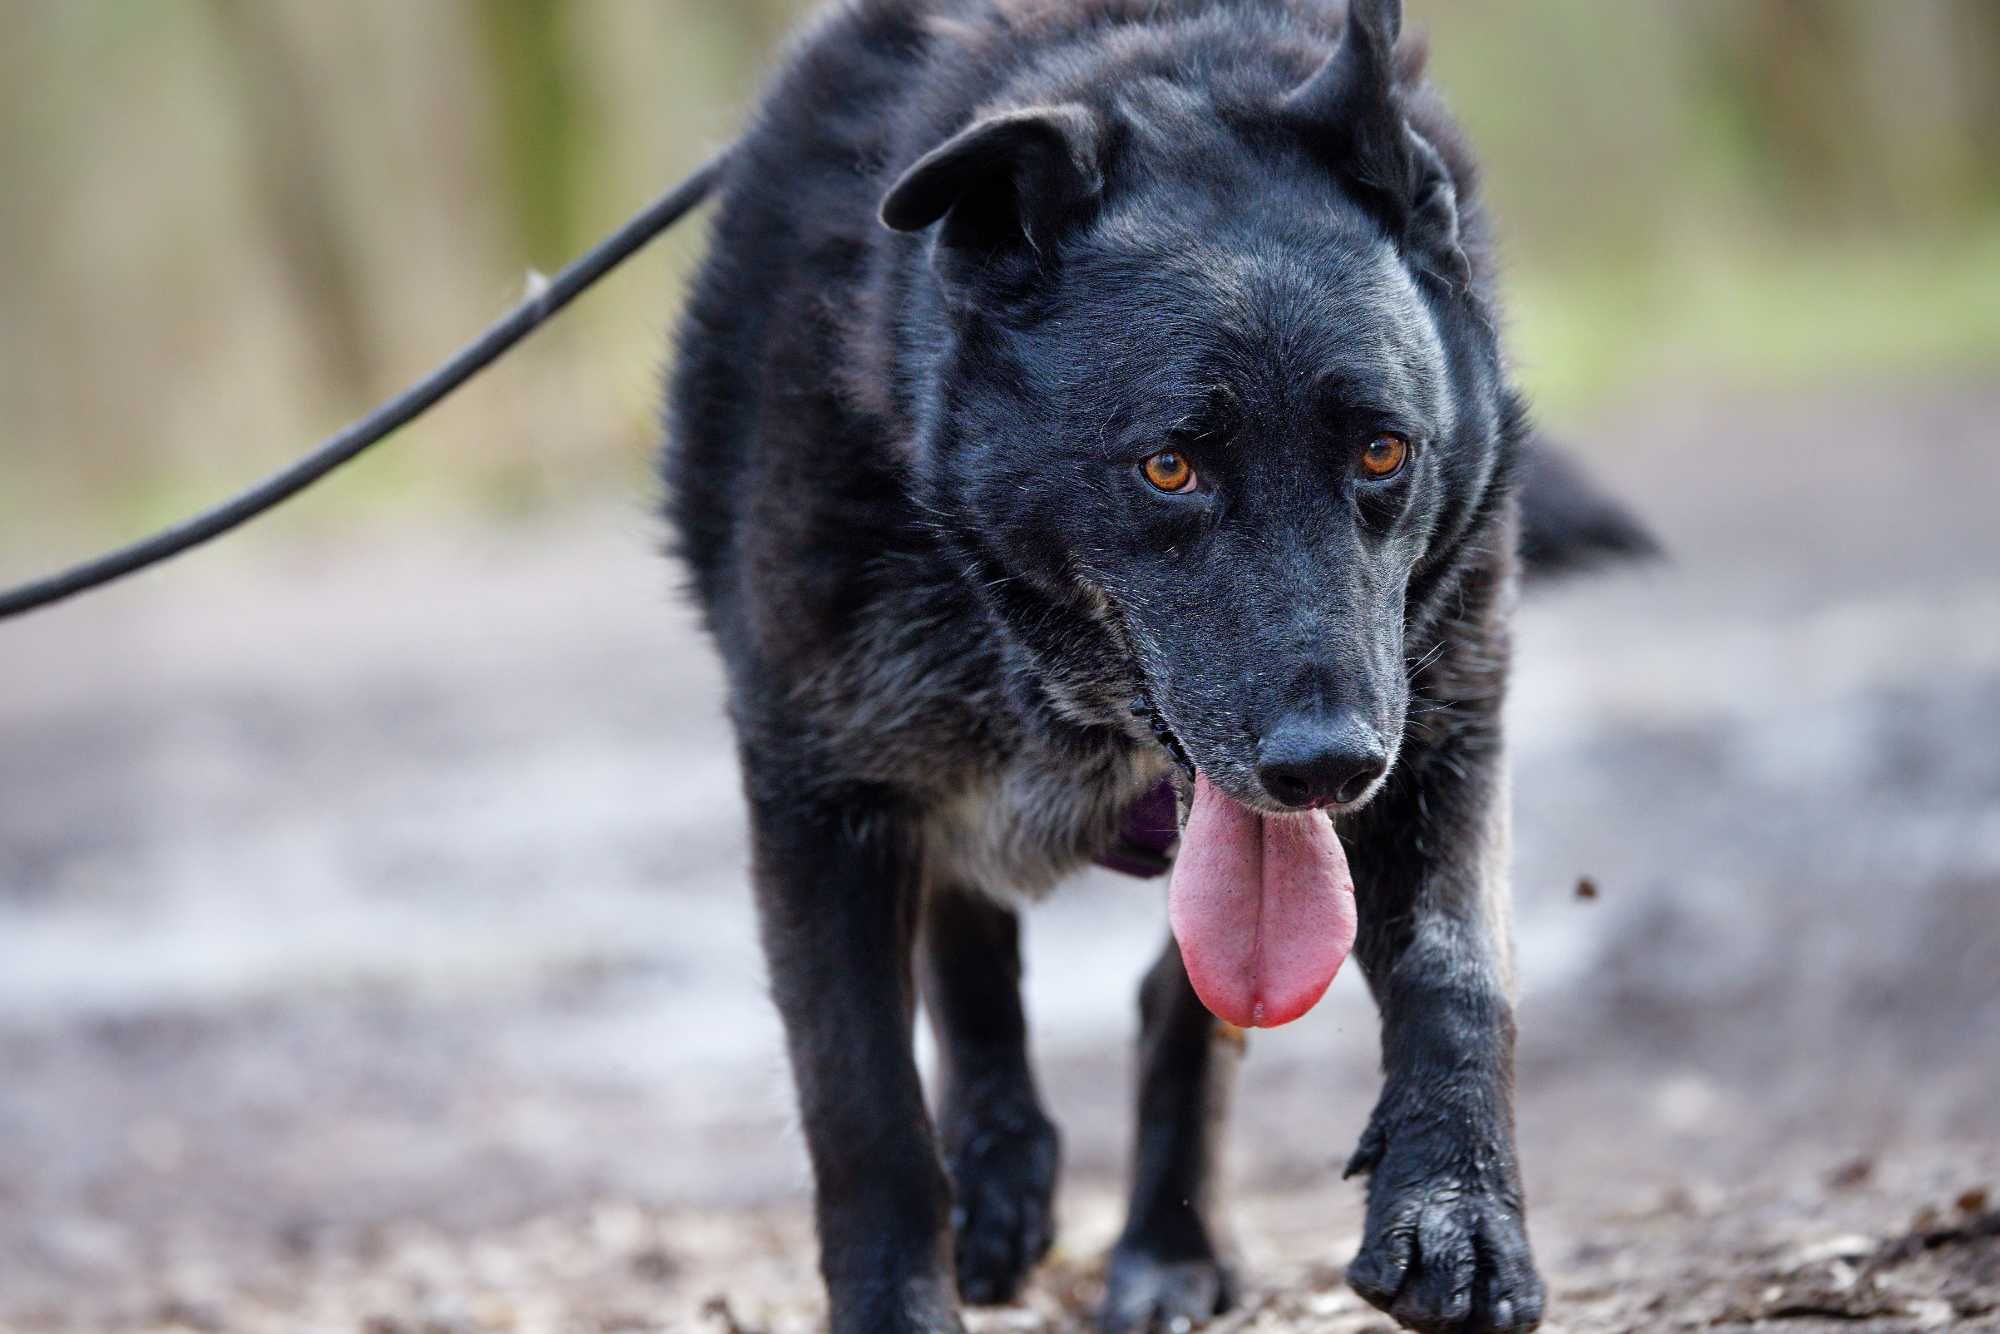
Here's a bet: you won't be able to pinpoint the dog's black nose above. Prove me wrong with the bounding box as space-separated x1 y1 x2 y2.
1256 715 1388 809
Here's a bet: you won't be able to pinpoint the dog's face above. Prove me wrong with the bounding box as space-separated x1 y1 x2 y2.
882 3 1512 814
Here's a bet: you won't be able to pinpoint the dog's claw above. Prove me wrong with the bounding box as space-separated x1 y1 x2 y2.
1098 1246 1235 1332
943 1097 1060 1306
1348 1177 1544 1334
826 1275 967 1334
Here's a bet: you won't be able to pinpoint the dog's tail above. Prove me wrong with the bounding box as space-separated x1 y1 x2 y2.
1517 438 1660 583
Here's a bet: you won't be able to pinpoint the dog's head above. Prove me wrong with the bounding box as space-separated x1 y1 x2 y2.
881 0 1515 816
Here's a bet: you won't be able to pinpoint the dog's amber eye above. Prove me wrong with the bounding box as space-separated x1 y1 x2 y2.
1359 434 1410 480
1142 450 1197 494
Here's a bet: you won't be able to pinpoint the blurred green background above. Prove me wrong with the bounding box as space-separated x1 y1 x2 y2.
2 0 1996 553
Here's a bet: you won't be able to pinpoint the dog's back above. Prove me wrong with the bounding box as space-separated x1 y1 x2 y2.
666 2 931 637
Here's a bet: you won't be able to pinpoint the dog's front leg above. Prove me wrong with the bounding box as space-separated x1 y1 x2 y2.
748 777 961 1334
1341 722 1545 1333
919 886 1061 1307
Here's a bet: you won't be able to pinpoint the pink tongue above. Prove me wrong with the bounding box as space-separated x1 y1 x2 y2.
1168 774 1358 1029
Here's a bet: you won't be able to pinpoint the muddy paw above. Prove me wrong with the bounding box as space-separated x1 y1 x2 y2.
1098 1245 1235 1332
943 1096 1060 1305
1346 1182 1544 1333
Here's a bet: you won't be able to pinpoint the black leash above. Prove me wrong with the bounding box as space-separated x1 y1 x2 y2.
0 150 730 623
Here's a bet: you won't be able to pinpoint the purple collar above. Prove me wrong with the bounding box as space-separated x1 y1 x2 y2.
1094 776 1180 878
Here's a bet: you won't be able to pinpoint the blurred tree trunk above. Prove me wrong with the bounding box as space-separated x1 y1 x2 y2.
1954 1 2000 200
1690 0 2000 227
206 0 381 402
470 0 583 265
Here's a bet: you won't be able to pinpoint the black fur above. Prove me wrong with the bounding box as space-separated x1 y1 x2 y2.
664 2 1641 1329
1517 436 1660 579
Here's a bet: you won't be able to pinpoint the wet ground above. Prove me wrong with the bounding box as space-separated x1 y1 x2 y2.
3 377 1998 1332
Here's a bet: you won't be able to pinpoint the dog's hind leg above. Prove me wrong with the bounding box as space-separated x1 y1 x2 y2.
1100 935 1240 1333
918 885 1061 1306
749 781 963 1334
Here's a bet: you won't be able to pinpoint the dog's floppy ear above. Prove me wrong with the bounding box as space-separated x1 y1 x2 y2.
880 104 1106 293
1280 0 1464 282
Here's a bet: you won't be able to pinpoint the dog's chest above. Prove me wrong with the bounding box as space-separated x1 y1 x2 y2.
922 745 1174 898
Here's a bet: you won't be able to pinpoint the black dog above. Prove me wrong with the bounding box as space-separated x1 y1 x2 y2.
665 2 1647 1330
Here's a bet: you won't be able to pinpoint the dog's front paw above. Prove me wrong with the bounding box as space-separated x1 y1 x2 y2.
1097 1244 1234 1332
828 1274 966 1334
1344 1131 1543 1332
942 1094 1060 1305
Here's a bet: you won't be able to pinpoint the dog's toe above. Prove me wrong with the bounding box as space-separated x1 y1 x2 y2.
1098 1245 1234 1332
1350 1191 1543 1334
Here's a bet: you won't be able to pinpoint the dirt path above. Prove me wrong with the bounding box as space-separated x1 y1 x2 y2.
3 378 1997 1332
